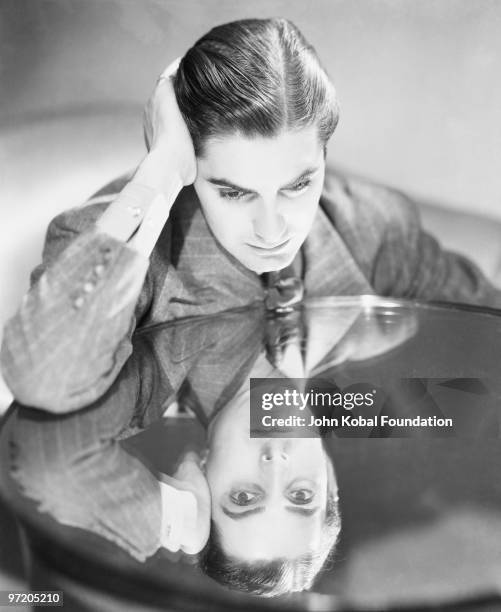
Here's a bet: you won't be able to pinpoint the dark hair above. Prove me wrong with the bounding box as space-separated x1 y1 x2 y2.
199 488 341 597
174 18 339 156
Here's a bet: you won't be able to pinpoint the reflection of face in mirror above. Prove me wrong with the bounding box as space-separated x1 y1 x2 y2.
201 378 341 596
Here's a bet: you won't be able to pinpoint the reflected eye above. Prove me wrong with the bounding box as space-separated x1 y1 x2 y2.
219 189 247 201
288 489 314 505
230 490 261 506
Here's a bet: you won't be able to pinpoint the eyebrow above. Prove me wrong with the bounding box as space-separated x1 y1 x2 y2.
222 506 266 520
285 506 320 517
221 505 320 520
206 167 321 194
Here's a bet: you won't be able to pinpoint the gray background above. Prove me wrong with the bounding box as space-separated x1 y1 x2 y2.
2 0 501 210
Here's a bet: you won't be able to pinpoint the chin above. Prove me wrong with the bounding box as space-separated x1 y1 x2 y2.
247 261 277 274
244 251 299 275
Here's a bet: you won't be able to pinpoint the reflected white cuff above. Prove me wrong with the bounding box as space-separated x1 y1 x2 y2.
159 482 197 552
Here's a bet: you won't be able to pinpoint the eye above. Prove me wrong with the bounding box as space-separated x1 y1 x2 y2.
219 189 247 201
230 490 261 506
288 489 315 505
287 178 312 193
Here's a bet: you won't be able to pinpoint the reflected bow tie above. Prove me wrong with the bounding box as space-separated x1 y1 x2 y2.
262 266 305 378
262 265 304 313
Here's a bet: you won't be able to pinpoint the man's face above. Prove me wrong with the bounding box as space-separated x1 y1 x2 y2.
194 127 325 274
205 381 334 561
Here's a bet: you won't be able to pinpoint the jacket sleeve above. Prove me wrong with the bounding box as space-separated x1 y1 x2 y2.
7 352 166 563
371 189 501 308
0 202 154 413
326 170 501 308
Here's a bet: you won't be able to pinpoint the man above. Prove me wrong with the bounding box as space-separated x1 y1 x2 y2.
2 19 500 414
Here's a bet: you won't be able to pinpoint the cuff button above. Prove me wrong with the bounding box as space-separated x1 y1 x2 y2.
128 205 142 218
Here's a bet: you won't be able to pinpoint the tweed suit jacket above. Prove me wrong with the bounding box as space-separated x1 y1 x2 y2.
4 164 501 560
2 165 500 414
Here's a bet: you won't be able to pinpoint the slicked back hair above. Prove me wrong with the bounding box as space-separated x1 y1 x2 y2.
174 18 339 156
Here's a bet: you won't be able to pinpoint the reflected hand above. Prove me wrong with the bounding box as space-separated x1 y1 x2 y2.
169 451 211 554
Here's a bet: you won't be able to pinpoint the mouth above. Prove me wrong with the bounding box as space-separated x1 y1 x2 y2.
247 237 292 255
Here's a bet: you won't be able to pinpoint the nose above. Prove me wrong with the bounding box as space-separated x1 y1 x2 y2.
252 201 288 245
261 445 289 463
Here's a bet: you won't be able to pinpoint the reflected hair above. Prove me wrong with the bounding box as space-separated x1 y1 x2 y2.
199 489 341 597
174 18 339 156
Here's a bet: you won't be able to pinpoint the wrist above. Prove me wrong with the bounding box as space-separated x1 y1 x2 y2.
134 146 182 195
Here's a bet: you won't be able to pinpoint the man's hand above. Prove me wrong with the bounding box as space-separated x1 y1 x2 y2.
142 58 197 186
172 451 211 554
158 451 211 555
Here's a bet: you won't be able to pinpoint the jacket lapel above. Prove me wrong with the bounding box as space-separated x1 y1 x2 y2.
302 204 374 297
165 187 264 320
